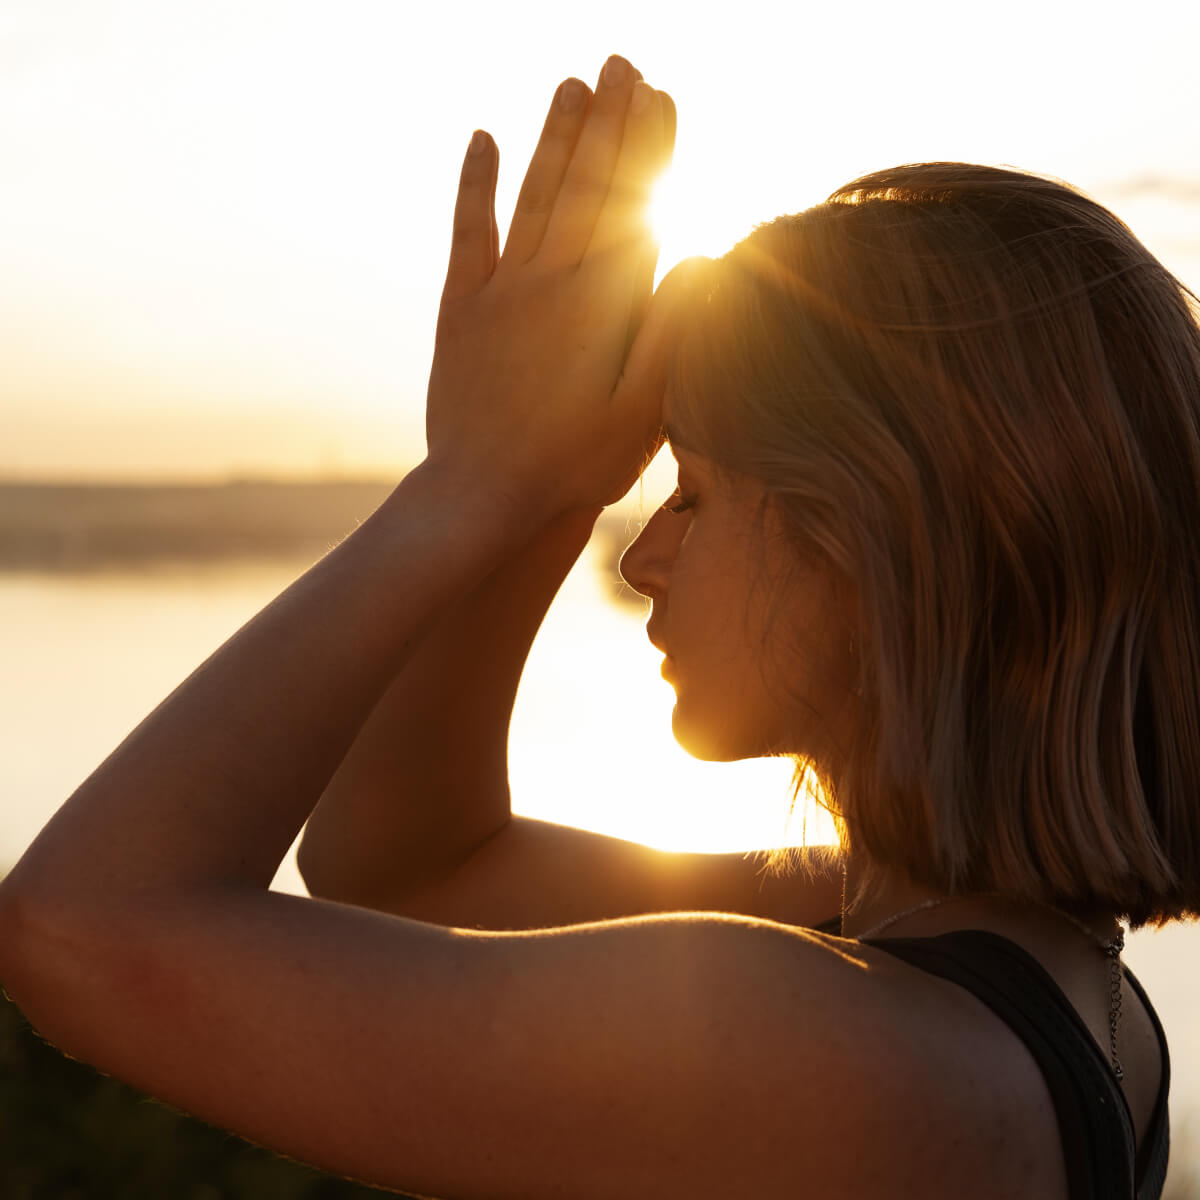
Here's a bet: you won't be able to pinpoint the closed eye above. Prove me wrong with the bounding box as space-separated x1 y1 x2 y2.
663 492 697 515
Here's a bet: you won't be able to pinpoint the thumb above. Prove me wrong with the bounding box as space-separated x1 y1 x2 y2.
616 255 713 416
610 256 713 480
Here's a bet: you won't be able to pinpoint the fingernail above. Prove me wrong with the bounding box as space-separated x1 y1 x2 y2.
630 80 654 116
603 56 629 87
468 130 488 157
558 78 585 113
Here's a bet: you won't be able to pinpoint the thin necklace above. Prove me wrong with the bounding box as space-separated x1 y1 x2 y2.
850 892 1126 1081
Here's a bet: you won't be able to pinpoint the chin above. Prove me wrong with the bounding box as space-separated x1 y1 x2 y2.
670 706 757 763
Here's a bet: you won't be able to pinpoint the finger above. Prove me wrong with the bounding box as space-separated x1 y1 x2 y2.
625 90 677 347
440 130 500 307
501 77 594 267
658 89 677 168
624 242 662 361
583 81 667 270
537 55 641 269
490 186 500 268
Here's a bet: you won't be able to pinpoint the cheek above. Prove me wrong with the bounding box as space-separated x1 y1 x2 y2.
669 666 789 761
666 601 791 761
669 690 756 761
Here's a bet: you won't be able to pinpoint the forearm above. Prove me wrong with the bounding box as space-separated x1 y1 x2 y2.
3 59 678 951
1 463 527 918
299 504 600 905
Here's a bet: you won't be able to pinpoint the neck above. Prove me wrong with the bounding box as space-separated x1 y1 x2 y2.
838 862 934 940
841 870 1129 1081
839 866 1122 947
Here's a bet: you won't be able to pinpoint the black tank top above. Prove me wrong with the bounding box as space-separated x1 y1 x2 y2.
864 930 1170 1200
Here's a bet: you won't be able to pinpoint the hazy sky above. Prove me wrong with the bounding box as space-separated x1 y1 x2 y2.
3 0 1198 479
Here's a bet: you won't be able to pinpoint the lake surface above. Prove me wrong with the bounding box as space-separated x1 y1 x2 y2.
0 547 805 874
2 545 1198 1186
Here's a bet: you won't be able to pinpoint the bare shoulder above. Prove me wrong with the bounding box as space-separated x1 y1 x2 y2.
482 914 1070 1199
830 936 1072 1198
8 889 1067 1200
654 921 1073 1199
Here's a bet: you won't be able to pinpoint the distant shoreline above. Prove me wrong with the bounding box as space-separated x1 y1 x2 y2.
0 478 398 571
0 479 636 585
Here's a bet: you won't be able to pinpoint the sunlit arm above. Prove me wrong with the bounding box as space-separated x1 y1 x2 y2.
296 503 845 932
0 54 1060 1195
0 463 525 910
295 55 843 930
0 465 901 1200
297 502 599 907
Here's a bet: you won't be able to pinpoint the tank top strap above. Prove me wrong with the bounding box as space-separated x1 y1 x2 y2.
862 929 1169 1200
1124 966 1171 1199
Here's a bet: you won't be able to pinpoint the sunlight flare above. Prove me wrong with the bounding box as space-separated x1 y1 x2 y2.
649 166 759 276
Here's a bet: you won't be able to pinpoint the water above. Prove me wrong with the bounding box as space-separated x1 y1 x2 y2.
2 549 1197 1182
0 551 805 878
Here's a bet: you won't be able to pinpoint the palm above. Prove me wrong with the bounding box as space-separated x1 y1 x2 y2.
424 59 689 519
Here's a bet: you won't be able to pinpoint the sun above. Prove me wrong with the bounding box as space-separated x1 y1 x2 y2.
648 164 759 277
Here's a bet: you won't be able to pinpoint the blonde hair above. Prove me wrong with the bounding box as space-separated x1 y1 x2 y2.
669 163 1200 927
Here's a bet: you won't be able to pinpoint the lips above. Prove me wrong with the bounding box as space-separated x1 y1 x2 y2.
645 621 667 655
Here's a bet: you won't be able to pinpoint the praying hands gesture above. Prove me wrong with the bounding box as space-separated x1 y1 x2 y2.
1 58 857 1200
426 56 686 521
0 55 1048 1200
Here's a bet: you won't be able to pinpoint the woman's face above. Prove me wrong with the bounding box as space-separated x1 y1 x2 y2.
619 446 859 764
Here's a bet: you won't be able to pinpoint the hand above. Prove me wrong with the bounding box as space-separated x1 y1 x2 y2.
424 56 688 522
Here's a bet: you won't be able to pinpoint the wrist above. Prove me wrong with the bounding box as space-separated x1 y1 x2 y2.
403 457 602 545
349 461 553 607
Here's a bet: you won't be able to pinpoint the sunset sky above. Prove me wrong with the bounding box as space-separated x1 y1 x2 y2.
3 0 1199 480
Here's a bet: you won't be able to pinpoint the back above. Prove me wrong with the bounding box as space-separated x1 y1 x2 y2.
866 931 1170 1200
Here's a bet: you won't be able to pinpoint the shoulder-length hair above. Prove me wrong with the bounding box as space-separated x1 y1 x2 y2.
668 163 1200 927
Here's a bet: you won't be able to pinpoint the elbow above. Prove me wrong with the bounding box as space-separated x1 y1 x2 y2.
0 862 65 1021
0 860 167 1066
296 840 378 908
295 816 378 905
0 867 27 986
295 828 359 904
0 856 117 1032
295 827 332 898
0 857 43 971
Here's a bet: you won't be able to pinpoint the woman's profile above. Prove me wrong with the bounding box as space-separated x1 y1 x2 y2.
1 52 1195 1198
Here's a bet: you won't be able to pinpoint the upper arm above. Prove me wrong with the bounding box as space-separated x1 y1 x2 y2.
5 890 874 1200
303 814 844 931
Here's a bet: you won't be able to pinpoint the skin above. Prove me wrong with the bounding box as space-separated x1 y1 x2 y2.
0 56 1163 1200
619 446 859 763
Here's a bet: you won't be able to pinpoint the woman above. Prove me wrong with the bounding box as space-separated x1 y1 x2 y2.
0 53 1191 1198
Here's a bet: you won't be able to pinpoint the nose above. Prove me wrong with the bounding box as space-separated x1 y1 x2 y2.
619 507 682 600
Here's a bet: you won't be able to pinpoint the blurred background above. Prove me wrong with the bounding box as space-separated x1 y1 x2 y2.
2 0 1198 1194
